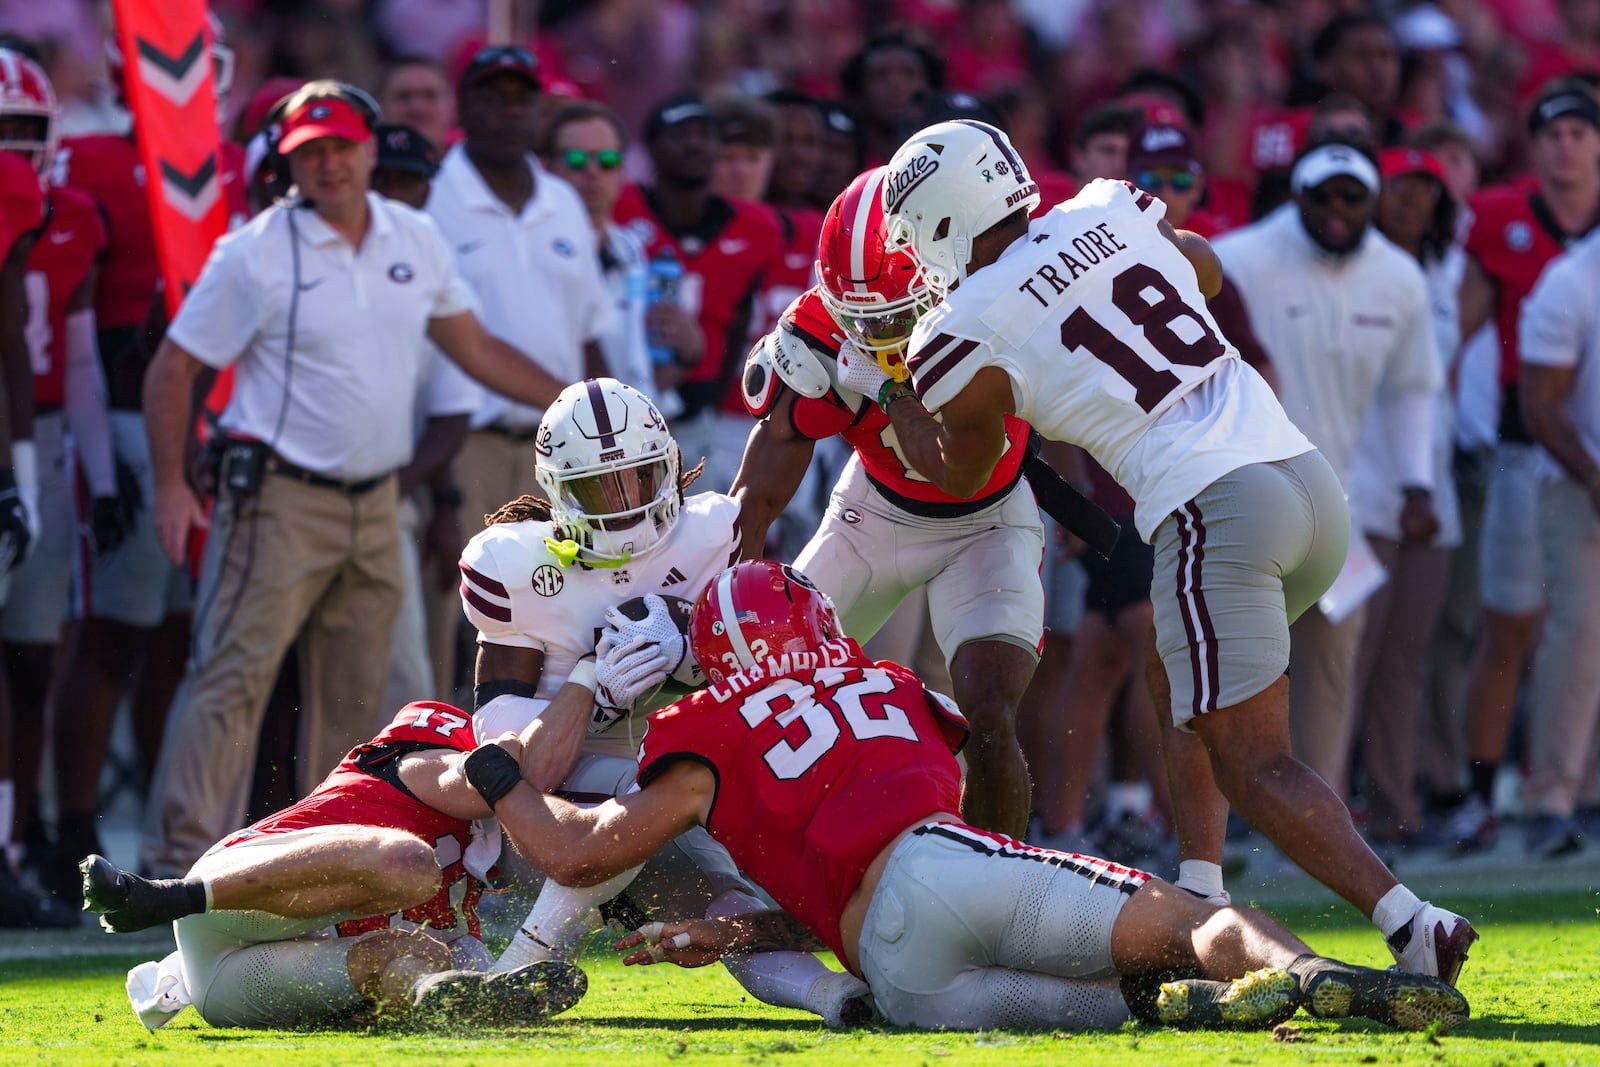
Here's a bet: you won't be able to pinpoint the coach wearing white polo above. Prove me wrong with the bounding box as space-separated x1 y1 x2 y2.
138 81 566 877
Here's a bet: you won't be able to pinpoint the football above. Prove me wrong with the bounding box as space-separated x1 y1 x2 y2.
611 592 705 689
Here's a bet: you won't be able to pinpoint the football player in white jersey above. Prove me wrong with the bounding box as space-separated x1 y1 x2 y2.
873 120 1477 986
458 377 872 1025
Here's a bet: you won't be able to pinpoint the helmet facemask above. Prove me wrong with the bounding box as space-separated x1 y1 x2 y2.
818 286 923 381
534 379 683 566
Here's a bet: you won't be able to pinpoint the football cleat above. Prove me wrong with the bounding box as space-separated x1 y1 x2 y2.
1290 955 1469 1032
1445 795 1497 856
410 960 587 1027
80 854 198 933
1157 967 1300 1030
1386 902 1478 986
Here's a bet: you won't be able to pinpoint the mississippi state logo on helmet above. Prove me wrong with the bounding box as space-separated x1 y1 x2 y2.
534 378 681 566
0 49 59 181
881 119 1039 309
689 560 843 684
817 166 924 381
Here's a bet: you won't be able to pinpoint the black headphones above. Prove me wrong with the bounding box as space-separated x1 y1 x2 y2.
260 81 382 202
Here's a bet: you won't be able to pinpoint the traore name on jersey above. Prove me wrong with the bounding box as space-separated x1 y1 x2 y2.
1013 218 1133 309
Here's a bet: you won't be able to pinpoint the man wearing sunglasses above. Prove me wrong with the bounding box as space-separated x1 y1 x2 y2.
426 45 613 629
540 100 677 409
1215 138 1443 826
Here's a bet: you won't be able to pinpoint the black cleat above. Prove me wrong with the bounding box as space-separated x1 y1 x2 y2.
410 960 587 1027
80 854 199 933
1291 955 1469 1032
1157 967 1301 1030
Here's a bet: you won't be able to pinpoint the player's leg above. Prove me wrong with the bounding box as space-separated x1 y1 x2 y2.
927 486 1045 838
1162 454 1475 981
1455 441 1547 851
1520 477 1600 855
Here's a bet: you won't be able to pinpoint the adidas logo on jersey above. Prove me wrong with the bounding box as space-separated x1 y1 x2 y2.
662 567 688 587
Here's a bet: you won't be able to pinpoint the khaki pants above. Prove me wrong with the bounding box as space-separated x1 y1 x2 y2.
1523 478 1600 817
140 473 403 876
1350 535 1452 838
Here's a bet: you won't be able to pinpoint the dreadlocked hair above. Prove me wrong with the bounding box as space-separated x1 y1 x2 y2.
679 453 705 492
485 495 554 527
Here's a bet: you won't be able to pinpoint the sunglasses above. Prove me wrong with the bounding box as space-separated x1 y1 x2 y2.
561 148 623 171
1135 170 1197 194
473 45 537 66
1303 184 1372 206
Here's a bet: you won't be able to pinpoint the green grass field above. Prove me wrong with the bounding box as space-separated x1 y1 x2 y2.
1 890 1594 1067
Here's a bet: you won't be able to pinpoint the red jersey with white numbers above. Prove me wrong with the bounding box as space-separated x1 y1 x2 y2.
636 638 968 968
0 152 44 258
779 286 1030 514
613 184 784 415
24 188 107 408
218 702 486 939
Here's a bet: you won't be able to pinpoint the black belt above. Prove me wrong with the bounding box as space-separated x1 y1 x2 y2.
479 422 541 443
266 455 389 495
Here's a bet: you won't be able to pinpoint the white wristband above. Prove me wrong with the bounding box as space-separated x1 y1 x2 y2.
566 658 598 694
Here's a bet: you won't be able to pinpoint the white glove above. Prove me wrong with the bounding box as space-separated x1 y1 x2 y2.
595 627 672 708
603 594 690 671
836 341 893 405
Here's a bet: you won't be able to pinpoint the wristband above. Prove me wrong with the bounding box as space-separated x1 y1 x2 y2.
877 380 913 411
567 657 598 694
464 745 523 809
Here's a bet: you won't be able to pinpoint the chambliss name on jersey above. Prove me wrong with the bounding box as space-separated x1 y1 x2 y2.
458 491 742 703
906 178 1311 541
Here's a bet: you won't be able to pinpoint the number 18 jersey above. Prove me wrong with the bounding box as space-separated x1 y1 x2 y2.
908 178 1311 541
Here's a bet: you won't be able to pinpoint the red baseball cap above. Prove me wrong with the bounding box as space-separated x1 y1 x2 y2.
278 95 372 153
1380 147 1447 184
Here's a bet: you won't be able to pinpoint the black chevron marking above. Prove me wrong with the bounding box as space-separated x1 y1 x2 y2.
135 33 205 81
159 157 217 199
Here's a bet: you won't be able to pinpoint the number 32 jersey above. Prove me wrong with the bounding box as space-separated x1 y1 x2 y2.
637 638 968 968
908 178 1311 541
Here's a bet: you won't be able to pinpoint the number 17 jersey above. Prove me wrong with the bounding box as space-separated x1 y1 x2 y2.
908 178 1311 541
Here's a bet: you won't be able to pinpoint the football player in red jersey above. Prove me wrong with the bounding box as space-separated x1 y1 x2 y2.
613 93 784 493
42 16 248 907
463 559 1469 1033
1450 83 1600 855
80 695 591 1030
0 64 52 930
732 166 1043 838
0 46 124 930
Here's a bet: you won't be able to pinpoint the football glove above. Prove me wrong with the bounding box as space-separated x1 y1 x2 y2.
836 341 904 408
595 628 672 709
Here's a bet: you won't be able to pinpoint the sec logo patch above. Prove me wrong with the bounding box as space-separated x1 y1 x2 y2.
531 564 564 596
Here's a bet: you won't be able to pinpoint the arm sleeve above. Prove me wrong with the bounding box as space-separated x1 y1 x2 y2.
165 230 259 369
62 309 115 495
1520 258 1584 369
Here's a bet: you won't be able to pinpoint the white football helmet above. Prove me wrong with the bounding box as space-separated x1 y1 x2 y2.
880 119 1039 310
534 378 681 565
0 49 59 180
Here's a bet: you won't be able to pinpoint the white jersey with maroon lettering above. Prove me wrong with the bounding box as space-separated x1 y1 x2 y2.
459 491 742 755
908 178 1311 541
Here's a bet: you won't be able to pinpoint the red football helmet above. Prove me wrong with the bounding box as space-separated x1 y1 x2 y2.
689 561 843 684
817 166 924 382
0 49 58 181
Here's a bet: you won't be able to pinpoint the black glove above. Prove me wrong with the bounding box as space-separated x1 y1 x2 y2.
89 495 132 557
0 468 30 577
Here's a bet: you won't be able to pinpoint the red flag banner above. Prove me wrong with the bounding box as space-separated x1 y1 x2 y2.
109 0 227 320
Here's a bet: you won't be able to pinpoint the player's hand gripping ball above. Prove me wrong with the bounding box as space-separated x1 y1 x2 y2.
594 594 704 723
